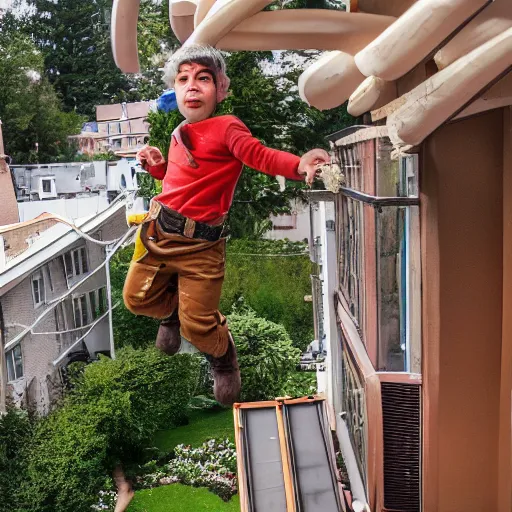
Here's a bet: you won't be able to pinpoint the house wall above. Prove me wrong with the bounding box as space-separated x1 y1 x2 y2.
421 109 504 511
498 106 512 512
3 207 128 412
265 199 311 243
3 218 58 261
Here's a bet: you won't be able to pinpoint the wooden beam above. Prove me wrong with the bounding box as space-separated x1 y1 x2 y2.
456 71 512 119
169 0 199 42
214 10 395 53
194 0 216 26
333 125 389 147
298 51 365 111
387 28 512 148
371 94 407 121
184 0 274 47
435 0 512 70
357 0 416 17
354 0 490 81
348 75 397 116
111 0 141 74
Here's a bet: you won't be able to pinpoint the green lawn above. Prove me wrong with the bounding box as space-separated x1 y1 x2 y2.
127 407 238 511
153 407 235 453
127 484 240 512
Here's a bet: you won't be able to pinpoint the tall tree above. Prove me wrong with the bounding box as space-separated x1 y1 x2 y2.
25 0 130 118
25 0 179 118
0 13 84 163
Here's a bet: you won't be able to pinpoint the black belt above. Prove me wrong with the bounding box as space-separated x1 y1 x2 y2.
157 205 225 242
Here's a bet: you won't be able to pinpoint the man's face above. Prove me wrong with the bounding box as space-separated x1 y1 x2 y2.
174 62 217 123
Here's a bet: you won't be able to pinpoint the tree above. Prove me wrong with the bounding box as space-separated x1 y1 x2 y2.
24 0 180 118
25 0 132 118
0 16 84 163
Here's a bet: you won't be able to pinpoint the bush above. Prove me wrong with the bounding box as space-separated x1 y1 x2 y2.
221 239 314 351
0 406 32 512
22 347 200 512
228 307 301 402
281 371 317 398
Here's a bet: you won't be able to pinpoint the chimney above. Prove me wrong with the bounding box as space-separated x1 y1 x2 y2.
0 120 19 226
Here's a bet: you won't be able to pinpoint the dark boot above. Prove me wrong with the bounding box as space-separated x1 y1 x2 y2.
155 310 181 355
206 333 241 406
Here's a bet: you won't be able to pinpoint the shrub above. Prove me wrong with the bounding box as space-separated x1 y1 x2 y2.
221 238 314 351
281 371 318 398
22 347 200 512
228 308 301 402
0 406 32 512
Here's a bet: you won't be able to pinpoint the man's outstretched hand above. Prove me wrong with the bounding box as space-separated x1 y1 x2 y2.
298 149 331 186
137 146 166 171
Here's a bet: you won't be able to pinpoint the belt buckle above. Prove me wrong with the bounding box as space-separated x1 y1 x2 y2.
183 218 196 238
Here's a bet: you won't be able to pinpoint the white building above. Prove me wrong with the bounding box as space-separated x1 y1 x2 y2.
1 152 145 412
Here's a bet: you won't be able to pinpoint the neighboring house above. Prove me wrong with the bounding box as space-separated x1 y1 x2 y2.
70 101 153 158
0 196 130 413
264 199 311 243
1 126 145 413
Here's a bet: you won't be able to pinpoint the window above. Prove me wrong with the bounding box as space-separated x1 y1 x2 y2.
73 287 108 327
6 345 23 382
46 264 53 292
63 246 89 279
97 287 107 316
42 179 52 193
335 145 421 373
32 271 45 306
73 294 89 328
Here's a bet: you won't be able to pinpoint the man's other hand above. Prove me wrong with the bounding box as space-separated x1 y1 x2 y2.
137 146 165 171
298 149 331 186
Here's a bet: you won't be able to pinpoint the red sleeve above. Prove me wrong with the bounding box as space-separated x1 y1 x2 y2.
146 162 167 180
225 118 302 181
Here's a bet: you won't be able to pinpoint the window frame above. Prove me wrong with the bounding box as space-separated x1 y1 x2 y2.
335 154 421 374
31 271 45 307
6 344 23 382
63 246 89 281
42 178 52 193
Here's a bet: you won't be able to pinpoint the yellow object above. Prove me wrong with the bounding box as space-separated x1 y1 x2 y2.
127 213 148 227
132 227 149 262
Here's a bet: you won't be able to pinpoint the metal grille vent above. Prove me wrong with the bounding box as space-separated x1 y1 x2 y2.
381 382 421 512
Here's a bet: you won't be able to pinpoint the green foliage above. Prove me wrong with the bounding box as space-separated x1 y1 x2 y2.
221 239 314 351
153 408 235 454
128 484 240 512
281 371 318 398
0 407 32 512
26 0 130 118
0 23 85 163
228 308 301 401
22 348 200 512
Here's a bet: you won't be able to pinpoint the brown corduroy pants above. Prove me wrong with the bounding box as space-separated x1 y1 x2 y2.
122 213 229 358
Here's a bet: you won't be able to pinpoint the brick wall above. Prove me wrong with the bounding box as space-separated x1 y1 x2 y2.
2 204 129 413
4 218 58 261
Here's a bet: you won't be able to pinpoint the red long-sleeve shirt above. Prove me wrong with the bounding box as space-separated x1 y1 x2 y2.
147 115 301 224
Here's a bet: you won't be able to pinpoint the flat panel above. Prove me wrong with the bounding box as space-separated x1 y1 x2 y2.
245 408 287 512
286 403 340 512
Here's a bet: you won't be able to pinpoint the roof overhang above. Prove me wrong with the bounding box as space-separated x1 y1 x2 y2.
111 0 512 151
0 195 128 295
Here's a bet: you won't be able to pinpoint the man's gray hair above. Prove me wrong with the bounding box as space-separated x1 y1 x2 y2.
163 44 230 102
